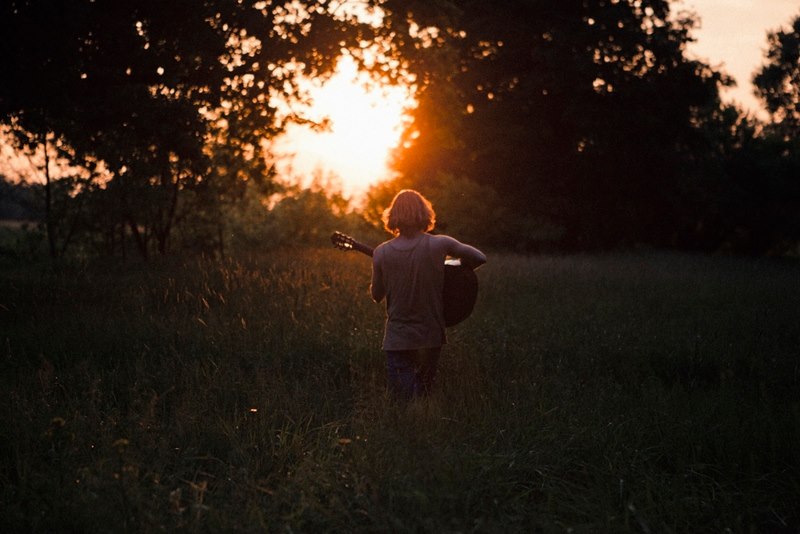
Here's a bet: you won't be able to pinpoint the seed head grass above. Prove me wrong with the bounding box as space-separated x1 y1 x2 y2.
1 250 798 532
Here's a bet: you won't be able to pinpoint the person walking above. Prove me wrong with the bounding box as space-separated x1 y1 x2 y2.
370 189 486 401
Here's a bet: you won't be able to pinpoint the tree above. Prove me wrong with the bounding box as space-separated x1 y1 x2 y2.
374 0 727 250
262 173 369 249
1 125 105 258
0 0 378 258
747 13 800 254
754 14 800 139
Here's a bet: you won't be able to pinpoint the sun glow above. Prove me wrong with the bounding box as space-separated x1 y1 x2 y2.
273 56 414 198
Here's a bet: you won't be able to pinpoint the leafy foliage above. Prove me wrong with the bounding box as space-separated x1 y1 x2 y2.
754 14 800 137
375 0 727 249
746 13 800 254
1 2 799 258
0 0 376 258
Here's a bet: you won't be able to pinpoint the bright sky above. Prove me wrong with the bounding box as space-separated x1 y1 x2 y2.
271 56 412 199
681 0 799 117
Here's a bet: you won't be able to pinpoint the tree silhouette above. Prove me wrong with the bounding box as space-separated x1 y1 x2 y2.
376 0 726 250
754 14 800 139
0 0 376 258
2 1 796 257
747 12 800 254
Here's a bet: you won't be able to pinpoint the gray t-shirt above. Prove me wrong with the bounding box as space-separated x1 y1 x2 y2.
374 233 446 351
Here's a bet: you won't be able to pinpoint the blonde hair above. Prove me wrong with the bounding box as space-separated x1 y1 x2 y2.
382 189 436 235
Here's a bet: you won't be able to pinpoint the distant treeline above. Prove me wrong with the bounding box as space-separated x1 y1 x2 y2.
1 1 798 259
0 179 39 221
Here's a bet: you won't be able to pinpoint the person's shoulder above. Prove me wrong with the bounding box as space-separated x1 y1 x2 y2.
375 238 395 250
428 233 458 253
373 239 393 258
429 233 458 245
429 233 456 242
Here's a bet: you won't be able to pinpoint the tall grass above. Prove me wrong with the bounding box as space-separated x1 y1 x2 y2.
1 250 798 532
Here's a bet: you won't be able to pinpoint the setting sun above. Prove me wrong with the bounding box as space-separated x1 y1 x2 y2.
273 56 414 198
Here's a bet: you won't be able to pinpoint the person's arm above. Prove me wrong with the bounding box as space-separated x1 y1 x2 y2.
370 248 386 302
439 235 487 270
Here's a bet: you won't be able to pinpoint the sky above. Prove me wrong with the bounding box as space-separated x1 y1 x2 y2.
270 56 411 199
681 0 799 117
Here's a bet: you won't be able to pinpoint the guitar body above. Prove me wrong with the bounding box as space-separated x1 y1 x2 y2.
442 263 479 327
331 231 479 327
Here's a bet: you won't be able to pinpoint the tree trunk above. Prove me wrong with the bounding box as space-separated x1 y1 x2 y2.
155 174 181 255
127 216 148 259
41 132 57 259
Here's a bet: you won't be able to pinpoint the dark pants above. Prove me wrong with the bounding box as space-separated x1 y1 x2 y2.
385 347 442 401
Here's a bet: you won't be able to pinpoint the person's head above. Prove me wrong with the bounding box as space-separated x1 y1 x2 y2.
382 189 436 236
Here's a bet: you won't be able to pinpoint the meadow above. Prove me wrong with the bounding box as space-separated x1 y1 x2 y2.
1 249 798 532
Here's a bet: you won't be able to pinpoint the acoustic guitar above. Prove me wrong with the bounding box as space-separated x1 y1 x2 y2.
330 231 479 327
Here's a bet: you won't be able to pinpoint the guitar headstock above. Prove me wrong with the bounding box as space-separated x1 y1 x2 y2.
331 231 356 251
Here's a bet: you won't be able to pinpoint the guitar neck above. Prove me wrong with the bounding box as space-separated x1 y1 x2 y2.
350 240 374 257
330 231 375 257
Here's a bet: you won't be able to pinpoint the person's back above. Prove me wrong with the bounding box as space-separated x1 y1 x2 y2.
370 190 486 400
375 232 446 351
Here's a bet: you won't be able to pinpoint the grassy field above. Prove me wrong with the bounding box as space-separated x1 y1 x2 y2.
1 249 799 532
